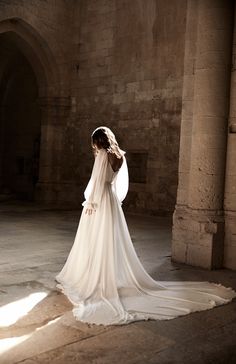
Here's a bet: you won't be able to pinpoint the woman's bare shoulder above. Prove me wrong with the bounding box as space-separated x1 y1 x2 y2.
107 152 123 172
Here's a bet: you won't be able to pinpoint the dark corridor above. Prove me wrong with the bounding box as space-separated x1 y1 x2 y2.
0 33 41 201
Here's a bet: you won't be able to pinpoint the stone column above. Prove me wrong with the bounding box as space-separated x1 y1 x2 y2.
224 5 236 270
172 0 234 269
35 96 71 204
0 105 5 185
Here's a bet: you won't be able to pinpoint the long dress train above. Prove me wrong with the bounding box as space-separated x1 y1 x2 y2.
56 149 236 326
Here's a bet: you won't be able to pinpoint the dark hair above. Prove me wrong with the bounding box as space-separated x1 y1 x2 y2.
91 126 125 158
92 127 110 150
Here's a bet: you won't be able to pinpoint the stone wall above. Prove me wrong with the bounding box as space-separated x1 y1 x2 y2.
1 0 236 269
0 0 75 203
0 0 187 215
66 0 187 215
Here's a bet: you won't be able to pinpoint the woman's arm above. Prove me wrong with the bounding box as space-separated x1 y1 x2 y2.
83 149 108 215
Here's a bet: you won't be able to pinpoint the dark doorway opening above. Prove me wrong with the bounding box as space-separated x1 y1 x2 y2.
0 34 41 201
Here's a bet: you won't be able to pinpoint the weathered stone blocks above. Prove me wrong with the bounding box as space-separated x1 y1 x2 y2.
172 0 234 269
172 206 224 269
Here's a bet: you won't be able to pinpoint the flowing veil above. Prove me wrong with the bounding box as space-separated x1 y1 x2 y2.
112 154 129 204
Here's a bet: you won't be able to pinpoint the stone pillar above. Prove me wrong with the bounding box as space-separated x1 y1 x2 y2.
172 0 234 269
0 105 5 185
224 5 236 270
35 96 71 204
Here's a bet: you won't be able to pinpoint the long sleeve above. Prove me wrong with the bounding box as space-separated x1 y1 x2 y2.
82 149 108 209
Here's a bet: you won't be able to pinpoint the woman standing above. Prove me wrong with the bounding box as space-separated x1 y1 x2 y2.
56 126 236 326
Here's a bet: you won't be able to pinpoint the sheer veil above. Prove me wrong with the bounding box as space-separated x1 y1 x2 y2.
112 154 129 204
82 149 129 207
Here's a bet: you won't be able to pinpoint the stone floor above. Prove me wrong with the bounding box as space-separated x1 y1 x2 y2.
0 201 236 364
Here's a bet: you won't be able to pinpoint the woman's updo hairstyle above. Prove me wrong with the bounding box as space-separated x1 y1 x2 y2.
91 126 125 159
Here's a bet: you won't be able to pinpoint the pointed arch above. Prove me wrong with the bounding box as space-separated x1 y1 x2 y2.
0 17 60 97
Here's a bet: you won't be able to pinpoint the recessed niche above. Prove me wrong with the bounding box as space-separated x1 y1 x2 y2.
126 151 148 183
229 124 236 133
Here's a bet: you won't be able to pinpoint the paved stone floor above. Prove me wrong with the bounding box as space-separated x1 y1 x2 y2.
0 201 236 364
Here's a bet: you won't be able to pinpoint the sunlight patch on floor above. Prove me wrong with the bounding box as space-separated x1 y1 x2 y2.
0 292 48 327
0 334 31 355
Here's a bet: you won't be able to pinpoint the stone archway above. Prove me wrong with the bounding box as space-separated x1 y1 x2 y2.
0 18 69 203
0 18 59 96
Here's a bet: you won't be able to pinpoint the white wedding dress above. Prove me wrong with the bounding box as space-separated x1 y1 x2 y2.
56 149 236 326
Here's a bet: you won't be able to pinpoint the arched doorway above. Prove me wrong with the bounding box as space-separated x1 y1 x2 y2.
0 18 61 202
0 35 41 200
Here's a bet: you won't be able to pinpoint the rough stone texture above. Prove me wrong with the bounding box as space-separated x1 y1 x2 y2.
0 0 236 270
0 0 187 216
224 5 236 270
172 0 235 269
0 201 235 363
70 0 187 215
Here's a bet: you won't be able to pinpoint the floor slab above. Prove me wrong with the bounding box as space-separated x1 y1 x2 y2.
0 201 236 364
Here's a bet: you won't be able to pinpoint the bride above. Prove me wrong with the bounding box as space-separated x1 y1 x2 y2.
56 126 236 326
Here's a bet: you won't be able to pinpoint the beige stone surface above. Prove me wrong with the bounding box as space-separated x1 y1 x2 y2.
172 0 236 269
22 324 174 364
0 0 235 319
0 0 187 216
0 315 89 364
0 202 236 364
